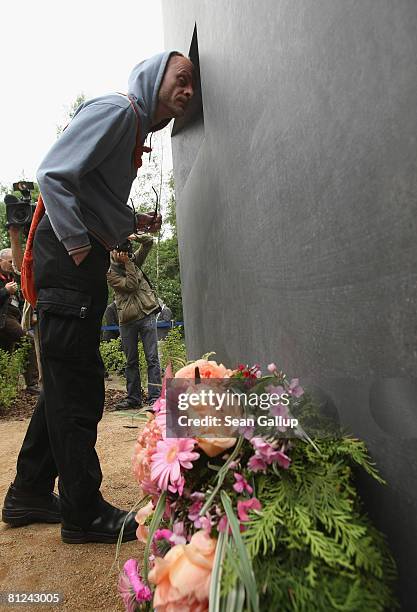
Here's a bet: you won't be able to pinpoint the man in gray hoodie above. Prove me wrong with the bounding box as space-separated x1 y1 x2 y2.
2 52 194 544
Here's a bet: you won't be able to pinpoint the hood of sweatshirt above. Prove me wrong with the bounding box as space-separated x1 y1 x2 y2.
128 51 179 142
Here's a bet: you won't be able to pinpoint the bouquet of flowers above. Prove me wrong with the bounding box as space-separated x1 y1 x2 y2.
118 358 397 611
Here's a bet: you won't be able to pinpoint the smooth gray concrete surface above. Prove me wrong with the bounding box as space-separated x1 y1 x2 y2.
162 1 417 608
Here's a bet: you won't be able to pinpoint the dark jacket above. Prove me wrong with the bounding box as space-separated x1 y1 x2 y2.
0 272 19 328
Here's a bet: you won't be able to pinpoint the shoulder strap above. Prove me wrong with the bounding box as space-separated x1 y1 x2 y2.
21 195 45 306
124 94 151 170
140 268 154 289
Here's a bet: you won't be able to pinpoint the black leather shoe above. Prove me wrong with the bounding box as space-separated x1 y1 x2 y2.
110 398 142 411
61 499 138 544
2 483 61 527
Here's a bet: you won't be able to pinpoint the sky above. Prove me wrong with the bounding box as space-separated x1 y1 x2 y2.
0 0 172 188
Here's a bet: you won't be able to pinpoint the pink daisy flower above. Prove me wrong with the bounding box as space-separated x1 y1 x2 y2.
150 438 199 492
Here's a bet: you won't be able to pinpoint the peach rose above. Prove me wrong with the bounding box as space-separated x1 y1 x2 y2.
175 359 234 380
196 437 237 457
148 530 216 612
135 500 153 543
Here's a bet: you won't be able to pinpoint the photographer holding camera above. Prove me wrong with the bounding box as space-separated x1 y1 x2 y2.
2 51 194 545
0 247 39 394
107 234 162 410
2 182 45 387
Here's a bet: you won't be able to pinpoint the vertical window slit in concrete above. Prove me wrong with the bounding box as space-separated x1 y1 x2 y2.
171 24 205 193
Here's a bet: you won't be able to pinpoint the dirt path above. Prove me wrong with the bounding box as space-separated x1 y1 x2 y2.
0 387 146 612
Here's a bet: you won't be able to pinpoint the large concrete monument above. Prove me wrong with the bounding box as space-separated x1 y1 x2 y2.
162 2 417 608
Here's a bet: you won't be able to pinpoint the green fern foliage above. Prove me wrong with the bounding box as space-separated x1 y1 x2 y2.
231 438 398 611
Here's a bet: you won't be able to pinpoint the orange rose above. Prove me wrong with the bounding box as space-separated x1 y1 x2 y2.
175 359 234 380
196 437 237 457
148 530 216 612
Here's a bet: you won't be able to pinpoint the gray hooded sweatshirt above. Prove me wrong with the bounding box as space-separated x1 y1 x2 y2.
36 51 175 256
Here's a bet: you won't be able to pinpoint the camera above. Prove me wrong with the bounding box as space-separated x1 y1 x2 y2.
115 239 134 259
4 181 37 230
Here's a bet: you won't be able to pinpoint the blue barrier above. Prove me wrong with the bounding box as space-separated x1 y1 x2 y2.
102 322 183 331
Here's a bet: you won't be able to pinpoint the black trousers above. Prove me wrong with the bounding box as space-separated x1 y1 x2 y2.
14 216 109 527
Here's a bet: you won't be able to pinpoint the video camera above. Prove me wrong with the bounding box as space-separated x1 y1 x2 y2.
4 181 37 231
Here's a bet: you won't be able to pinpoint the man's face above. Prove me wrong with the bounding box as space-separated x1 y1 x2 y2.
0 251 13 273
156 55 194 120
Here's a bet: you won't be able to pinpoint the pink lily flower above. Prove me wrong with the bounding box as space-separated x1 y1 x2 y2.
237 498 262 522
233 472 253 494
169 521 187 545
154 528 173 541
275 450 291 469
289 378 304 398
248 454 268 472
217 515 229 533
188 499 204 527
154 522 186 546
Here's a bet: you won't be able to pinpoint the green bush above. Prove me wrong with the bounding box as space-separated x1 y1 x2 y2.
138 341 147 387
0 338 30 409
99 327 186 384
159 327 187 373
99 338 126 373
99 338 147 384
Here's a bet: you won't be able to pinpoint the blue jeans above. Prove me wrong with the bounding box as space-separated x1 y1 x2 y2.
120 314 161 404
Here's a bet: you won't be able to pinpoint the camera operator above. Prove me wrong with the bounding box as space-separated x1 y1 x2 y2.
0 247 39 394
107 234 162 410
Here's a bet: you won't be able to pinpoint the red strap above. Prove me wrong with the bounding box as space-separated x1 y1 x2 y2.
21 195 45 307
126 94 150 169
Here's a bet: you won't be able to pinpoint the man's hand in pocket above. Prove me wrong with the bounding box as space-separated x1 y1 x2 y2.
71 245 92 266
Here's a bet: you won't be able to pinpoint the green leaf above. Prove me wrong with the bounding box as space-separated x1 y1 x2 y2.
200 437 244 516
113 495 151 570
209 531 228 612
207 463 222 472
224 581 246 612
143 491 167 581
220 491 259 612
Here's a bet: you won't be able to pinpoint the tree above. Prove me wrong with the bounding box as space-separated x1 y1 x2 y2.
140 173 184 321
56 93 86 136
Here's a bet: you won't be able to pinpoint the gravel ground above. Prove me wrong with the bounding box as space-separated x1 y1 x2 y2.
0 378 146 612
